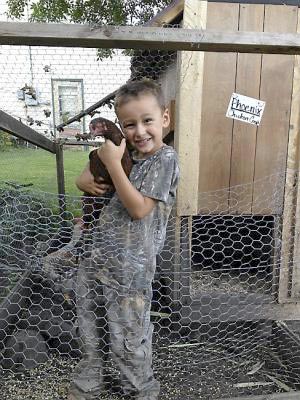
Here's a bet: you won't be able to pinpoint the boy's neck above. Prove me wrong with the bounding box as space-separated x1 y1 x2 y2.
134 143 165 160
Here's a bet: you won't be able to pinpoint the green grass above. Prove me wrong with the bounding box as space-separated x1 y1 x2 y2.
0 147 89 196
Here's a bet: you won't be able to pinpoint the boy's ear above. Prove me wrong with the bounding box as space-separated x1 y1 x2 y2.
162 108 170 128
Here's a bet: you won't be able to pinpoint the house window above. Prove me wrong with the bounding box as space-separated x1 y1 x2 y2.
52 79 84 137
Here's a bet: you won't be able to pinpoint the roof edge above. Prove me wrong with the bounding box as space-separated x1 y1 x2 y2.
144 0 184 27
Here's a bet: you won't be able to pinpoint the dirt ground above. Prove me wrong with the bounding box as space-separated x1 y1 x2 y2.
1 340 295 400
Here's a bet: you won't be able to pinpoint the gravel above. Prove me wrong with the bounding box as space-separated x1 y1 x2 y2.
0 343 291 400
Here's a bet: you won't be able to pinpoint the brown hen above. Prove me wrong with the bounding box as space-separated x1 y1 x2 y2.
77 117 132 227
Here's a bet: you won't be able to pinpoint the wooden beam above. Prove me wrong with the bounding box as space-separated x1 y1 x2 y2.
291 90 300 299
0 110 56 153
56 90 117 132
55 143 66 216
56 138 103 147
158 216 191 304
180 294 300 323
144 0 184 27
2 22 300 55
55 143 65 196
220 391 300 400
290 9 300 300
175 0 207 216
280 9 300 302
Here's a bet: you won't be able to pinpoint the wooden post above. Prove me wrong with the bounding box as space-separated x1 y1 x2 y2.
55 143 66 215
180 216 193 304
279 8 300 303
162 0 208 307
175 0 207 216
290 9 300 299
291 45 300 299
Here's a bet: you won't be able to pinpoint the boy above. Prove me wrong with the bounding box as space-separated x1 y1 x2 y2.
69 79 179 400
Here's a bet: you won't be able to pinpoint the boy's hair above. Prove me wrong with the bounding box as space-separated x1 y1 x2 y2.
114 78 166 112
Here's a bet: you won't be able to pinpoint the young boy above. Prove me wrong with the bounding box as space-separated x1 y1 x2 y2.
68 79 179 400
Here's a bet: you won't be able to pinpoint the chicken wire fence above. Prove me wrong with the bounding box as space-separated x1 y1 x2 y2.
0 28 300 400
0 173 300 400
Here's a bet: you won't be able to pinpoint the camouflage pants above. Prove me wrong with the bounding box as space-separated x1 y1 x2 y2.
70 259 160 400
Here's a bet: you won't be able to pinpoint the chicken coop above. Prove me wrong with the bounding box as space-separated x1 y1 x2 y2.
1 0 300 399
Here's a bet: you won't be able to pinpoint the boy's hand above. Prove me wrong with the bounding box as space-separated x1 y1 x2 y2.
86 177 112 196
76 163 113 195
97 138 126 167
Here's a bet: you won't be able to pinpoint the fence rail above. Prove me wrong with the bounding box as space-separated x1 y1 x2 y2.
1 22 300 54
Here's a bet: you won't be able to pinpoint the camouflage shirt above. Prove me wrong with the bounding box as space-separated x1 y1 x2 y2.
90 144 180 292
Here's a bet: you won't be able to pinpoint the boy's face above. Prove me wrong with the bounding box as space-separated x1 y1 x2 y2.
117 94 169 158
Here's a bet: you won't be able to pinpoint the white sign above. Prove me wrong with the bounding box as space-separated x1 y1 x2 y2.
226 93 265 126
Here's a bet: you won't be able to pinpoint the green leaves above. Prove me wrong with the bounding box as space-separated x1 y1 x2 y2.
7 0 172 26
7 0 173 59
7 0 29 19
30 0 70 22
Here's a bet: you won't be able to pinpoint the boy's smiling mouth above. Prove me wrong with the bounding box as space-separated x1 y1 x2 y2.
135 138 151 145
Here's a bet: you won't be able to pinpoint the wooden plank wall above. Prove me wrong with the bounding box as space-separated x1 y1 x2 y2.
198 2 238 212
198 3 298 215
229 4 264 213
278 8 300 303
276 10 300 303
252 5 297 214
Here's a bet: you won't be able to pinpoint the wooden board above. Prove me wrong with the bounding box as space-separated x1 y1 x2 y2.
181 293 300 322
55 143 66 216
290 9 300 299
252 5 298 214
220 391 300 400
229 4 264 213
198 2 239 213
291 176 300 299
2 22 300 54
279 9 300 303
144 0 184 27
0 110 56 153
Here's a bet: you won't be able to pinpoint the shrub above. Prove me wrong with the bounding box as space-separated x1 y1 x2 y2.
0 131 17 151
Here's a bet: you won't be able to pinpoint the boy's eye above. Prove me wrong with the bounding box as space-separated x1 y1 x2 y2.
123 123 135 129
144 118 153 123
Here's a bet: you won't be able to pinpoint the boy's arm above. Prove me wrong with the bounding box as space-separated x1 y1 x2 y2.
76 162 112 196
107 161 156 219
97 140 156 219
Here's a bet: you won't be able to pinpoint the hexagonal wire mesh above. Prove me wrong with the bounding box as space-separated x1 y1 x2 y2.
0 24 300 400
1 175 300 400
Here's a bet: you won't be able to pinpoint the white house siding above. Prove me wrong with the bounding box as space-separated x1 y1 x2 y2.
0 1 131 139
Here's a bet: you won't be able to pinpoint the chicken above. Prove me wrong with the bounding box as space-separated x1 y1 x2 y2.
79 117 132 228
